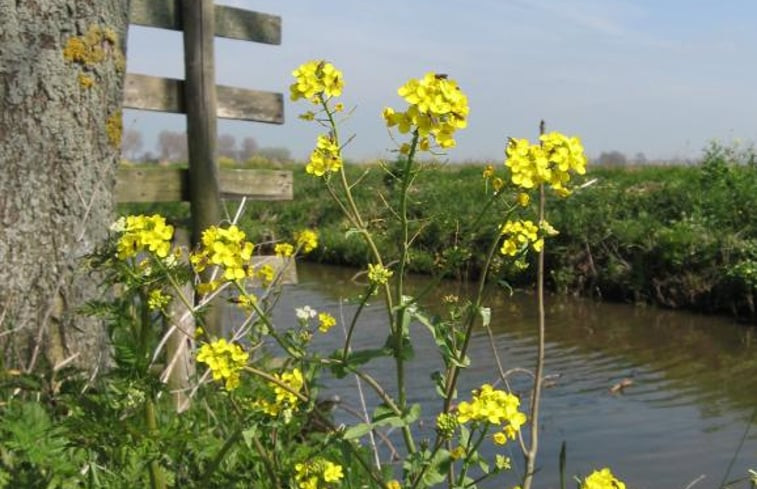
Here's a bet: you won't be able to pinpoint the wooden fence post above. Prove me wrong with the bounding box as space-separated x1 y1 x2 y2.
183 0 223 337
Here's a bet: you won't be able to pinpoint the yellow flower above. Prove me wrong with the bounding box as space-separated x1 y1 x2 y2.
196 280 221 296
581 468 626 489
115 214 174 260
504 132 587 196
273 367 304 407
196 339 249 391
367 263 393 285
294 458 343 488
275 242 295 258
255 264 276 286
450 446 465 460
322 461 344 483
539 219 559 236
236 292 257 313
318 312 336 333
483 164 495 179
295 229 318 254
499 220 541 257
147 289 170 311
290 60 344 104
386 481 402 489
516 192 530 207
384 72 469 151
492 177 504 192
495 455 511 470
492 431 507 445
191 224 254 281
306 134 342 176
455 384 527 433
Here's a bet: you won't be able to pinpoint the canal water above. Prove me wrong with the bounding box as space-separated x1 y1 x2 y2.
260 263 757 489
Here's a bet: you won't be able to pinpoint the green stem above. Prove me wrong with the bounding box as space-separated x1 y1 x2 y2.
409 439 444 489
391 131 420 454
457 425 490 487
342 286 376 360
138 290 152 369
321 94 409 452
442 225 503 412
144 399 167 489
523 182 546 489
200 427 245 486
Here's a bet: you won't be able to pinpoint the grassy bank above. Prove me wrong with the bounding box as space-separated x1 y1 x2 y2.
121 145 757 321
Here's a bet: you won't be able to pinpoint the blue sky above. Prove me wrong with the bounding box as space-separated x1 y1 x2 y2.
125 0 757 162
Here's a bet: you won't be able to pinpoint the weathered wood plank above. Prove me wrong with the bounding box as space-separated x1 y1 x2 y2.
116 167 293 203
123 73 284 124
129 0 281 45
219 169 292 201
116 167 186 202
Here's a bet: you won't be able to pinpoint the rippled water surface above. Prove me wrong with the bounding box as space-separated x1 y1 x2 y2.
263 263 757 488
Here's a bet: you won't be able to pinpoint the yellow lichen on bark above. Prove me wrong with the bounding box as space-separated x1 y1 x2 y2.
106 111 123 148
63 24 126 89
78 73 95 89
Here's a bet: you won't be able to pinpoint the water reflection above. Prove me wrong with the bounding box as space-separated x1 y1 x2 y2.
263 263 757 488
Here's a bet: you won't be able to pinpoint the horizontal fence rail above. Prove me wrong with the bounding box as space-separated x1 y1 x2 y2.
116 167 293 203
130 0 281 44
123 73 284 124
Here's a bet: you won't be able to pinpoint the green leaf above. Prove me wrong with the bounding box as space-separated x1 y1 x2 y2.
241 426 258 449
329 347 391 379
342 423 373 440
421 449 451 486
371 403 422 429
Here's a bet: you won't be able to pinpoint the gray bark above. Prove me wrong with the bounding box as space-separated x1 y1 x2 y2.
0 0 129 372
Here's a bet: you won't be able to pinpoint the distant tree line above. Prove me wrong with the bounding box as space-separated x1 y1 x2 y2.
121 129 291 164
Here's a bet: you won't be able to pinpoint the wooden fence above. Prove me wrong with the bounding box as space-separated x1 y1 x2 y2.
119 0 294 408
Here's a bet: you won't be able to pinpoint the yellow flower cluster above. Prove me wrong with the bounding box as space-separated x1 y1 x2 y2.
256 264 275 287
456 384 527 441
367 263 393 285
114 214 174 260
499 220 542 257
147 289 170 311
196 339 249 391
235 292 257 313
190 225 254 281
275 242 295 258
254 368 305 417
383 72 469 150
505 132 587 196
317 312 337 333
290 60 344 104
581 468 627 489
295 229 319 254
294 458 344 489
306 134 342 176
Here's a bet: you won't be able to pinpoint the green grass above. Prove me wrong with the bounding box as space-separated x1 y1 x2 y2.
119 146 757 322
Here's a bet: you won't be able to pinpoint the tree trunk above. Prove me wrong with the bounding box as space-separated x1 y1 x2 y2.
0 0 129 372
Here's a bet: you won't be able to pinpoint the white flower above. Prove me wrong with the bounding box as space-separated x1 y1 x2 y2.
295 305 317 322
110 217 126 232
